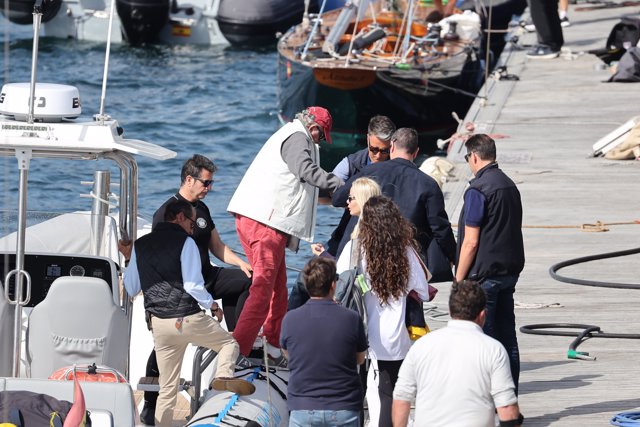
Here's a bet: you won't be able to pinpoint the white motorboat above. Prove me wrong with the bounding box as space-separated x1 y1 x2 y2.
0 0 346 46
0 8 289 427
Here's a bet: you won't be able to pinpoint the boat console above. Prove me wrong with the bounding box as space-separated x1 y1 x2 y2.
0 252 119 307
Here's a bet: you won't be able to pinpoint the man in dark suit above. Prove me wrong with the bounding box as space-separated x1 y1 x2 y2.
332 128 456 281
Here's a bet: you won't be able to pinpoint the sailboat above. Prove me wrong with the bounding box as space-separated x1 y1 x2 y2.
277 0 484 168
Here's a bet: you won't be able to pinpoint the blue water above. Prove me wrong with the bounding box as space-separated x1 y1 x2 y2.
0 20 342 281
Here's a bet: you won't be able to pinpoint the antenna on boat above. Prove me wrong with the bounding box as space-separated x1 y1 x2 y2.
26 0 46 124
95 0 118 122
8 0 48 377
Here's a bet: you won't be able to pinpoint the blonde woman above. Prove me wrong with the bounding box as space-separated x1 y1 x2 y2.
311 177 381 256
288 178 383 311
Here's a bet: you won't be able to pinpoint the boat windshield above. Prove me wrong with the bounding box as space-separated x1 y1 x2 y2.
0 210 121 264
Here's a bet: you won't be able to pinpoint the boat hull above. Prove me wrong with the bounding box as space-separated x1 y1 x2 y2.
217 0 316 46
277 53 481 170
3 0 343 46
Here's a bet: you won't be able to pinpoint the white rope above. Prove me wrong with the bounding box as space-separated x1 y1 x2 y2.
261 335 275 426
78 190 118 210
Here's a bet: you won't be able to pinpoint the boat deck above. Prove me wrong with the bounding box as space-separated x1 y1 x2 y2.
433 3 640 425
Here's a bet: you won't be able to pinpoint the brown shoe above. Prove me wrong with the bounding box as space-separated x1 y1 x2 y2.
210 377 256 396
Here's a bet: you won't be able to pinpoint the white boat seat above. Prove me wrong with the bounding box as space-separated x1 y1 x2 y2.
27 276 128 379
0 281 15 377
0 377 136 427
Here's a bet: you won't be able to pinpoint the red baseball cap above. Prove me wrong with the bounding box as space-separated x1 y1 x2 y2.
306 106 333 144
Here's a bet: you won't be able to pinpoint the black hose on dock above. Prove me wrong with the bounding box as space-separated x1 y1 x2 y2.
519 246 640 360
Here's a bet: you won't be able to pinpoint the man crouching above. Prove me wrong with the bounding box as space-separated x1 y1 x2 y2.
124 199 255 426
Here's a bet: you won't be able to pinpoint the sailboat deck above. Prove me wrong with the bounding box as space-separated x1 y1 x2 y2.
277 5 477 72
434 2 640 425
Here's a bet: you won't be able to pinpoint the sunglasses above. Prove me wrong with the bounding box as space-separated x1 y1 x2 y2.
347 195 356 203
186 216 196 229
368 145 390 155
192 176 214 187
464 152 474 162
317 127 326 141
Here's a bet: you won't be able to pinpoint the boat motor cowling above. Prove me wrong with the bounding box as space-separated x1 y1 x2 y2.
116 0 169 45
0 0 62 25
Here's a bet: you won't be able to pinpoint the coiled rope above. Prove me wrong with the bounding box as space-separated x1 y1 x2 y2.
611 411 640 426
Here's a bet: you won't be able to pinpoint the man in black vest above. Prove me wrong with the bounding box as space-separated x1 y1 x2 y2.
124 200 255 426
455 134 525 393
123 154 253 425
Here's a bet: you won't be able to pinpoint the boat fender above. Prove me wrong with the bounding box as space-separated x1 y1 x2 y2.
337 27 386 55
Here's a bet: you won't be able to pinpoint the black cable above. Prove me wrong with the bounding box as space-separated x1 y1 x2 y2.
520 246 640 360
548 246 640 289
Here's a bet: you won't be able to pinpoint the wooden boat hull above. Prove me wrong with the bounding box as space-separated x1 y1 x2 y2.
277 51 481 169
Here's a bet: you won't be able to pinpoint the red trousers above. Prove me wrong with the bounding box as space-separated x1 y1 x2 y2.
232 215 288 356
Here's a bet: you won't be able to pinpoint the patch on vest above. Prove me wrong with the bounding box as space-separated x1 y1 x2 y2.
196 218 207 229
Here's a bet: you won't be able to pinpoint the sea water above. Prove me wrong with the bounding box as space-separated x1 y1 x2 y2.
0 22 342 284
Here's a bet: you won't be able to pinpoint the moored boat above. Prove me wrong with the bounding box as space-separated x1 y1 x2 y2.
0 0 346 46
0 4 292 425
277 0 484 169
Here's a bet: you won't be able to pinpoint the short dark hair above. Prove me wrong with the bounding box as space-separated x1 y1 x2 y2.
368 115 396 142
465 134 496 162
391 128 419 154
180 154 217 184
302 257 337 298
164 199 194 222
449 280 486 321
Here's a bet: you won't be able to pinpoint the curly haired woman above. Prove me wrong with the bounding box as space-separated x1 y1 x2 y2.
336 195 430 427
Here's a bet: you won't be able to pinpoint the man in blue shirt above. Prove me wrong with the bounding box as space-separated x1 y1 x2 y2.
124 200 255 426
455 134 525 393
281 257 368 427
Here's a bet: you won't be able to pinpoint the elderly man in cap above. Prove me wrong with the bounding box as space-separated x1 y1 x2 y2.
228 106 343 365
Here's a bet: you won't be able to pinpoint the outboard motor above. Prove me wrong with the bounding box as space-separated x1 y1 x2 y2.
116 0 169 45
1 0 62 25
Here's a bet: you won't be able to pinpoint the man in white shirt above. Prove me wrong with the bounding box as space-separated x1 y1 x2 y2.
124 199 255 426
392 280 523 427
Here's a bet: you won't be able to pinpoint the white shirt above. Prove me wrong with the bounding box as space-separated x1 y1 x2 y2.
123 237 213 309
337 240 429 360
393 320 517 426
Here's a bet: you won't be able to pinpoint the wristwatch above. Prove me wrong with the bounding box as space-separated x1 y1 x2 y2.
500 413 524 427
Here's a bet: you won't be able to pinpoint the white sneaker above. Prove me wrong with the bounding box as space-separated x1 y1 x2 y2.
560 16 571 27
526 45 560 59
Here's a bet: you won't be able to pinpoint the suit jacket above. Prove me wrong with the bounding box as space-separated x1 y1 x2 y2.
332 158 456 278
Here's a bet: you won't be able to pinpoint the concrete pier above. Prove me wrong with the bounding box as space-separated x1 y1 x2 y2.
435 3 640 425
